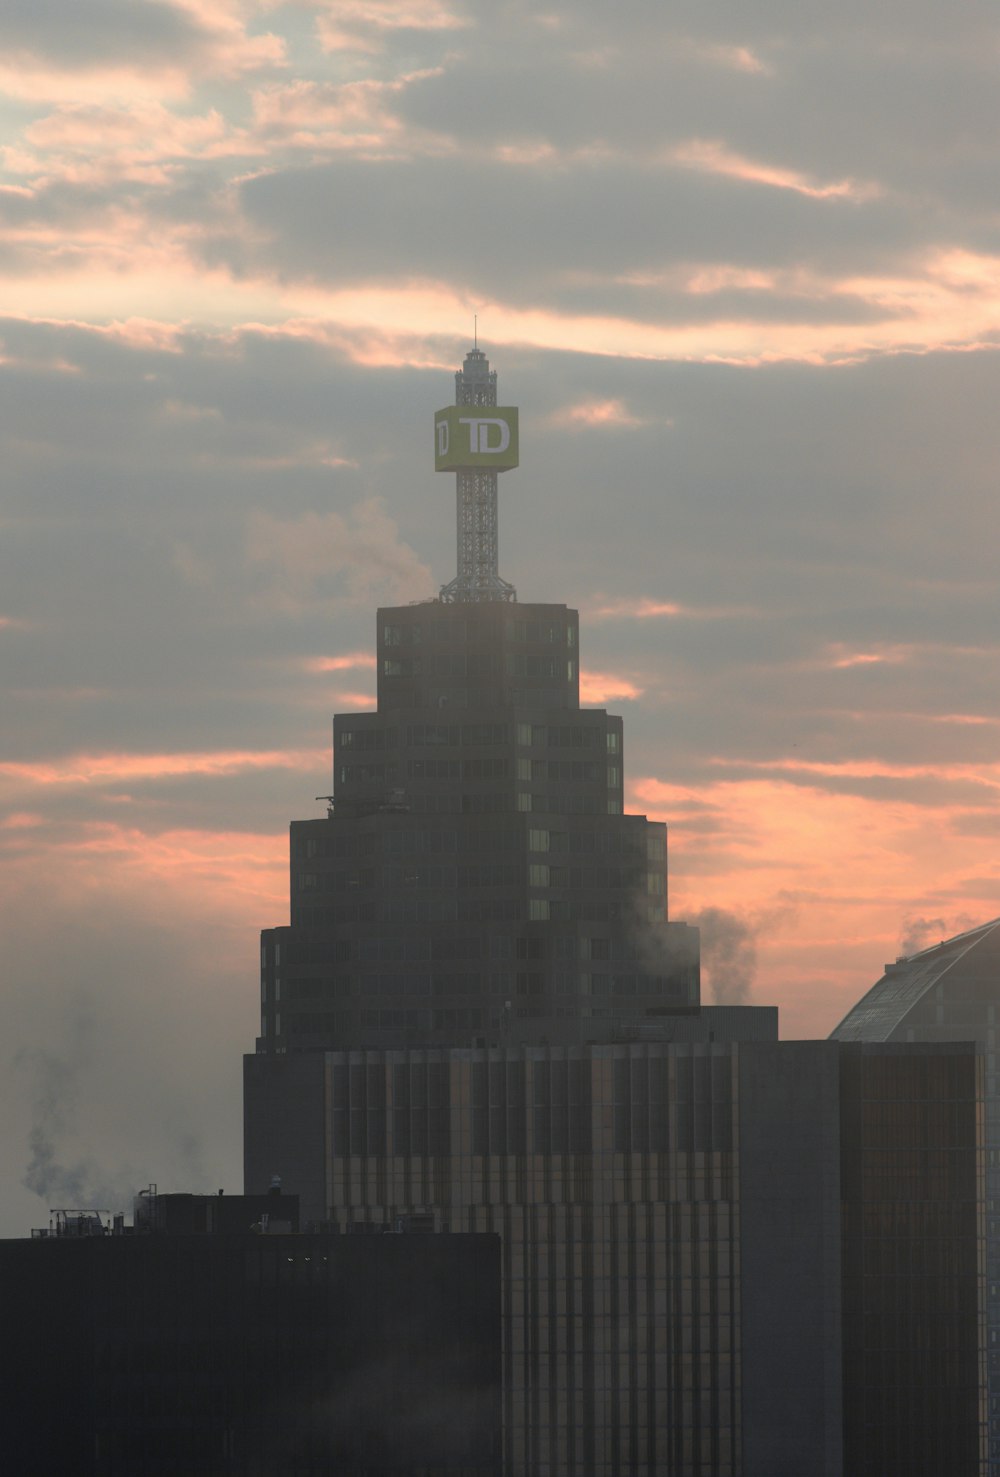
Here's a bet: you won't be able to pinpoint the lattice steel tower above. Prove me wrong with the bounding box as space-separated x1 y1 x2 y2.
437 346 518 603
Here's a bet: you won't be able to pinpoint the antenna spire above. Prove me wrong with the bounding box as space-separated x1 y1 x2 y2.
474 314 477 350
435 346 518 604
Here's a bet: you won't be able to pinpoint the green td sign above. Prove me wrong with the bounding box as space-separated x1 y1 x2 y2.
434 406 519 472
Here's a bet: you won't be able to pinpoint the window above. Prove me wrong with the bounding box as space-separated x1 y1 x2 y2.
529 864 550 887
529 899 550 921
528 828 550 852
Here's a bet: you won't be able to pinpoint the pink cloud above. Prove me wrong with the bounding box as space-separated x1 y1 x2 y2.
672 138 880 203
706 754 1000 787
329 689 377 709
312 0 470 54
549 398 648 429
824 643 911 669
249 74 444 154
302 652 377 672
579 670 644 704
0 748 326 791
587 596 756 621
631 772 1000 1036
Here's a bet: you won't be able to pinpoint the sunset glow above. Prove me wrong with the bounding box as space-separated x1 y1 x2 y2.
2 0 999 1236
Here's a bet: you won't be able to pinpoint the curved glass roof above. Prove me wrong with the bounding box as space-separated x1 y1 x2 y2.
830 917 1000 1042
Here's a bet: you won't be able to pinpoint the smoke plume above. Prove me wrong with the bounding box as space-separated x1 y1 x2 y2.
15 999 138 1213
690 907 758 1005
898 912 974 958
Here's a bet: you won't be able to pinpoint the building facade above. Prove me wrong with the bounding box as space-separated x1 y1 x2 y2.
246 1039 984 1477
832 918 1000 1474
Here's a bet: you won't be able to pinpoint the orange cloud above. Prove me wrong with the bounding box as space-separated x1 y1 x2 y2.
10 242 1000 373
249 71 448 154
0 748 325 791
706 754 1000 789
329 689 377 709
827 651 900 669
587 596 755 621
631 772 1000 1037
302 652 377 672
549 398 648 429
313 0 470 53
579 670 644 703
672 138 880 202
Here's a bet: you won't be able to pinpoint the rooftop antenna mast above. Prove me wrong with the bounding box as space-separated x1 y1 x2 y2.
436 340 518 604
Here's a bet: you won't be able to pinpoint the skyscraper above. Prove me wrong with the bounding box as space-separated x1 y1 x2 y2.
245 349 986 1476
254 346 700 1062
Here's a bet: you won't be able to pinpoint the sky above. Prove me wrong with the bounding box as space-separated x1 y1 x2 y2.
2 0 1000 1234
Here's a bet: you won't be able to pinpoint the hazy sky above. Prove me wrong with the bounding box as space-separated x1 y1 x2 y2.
2 0 1000 1234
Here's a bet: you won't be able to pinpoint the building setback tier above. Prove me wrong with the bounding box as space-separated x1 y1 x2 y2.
258 598 700 1055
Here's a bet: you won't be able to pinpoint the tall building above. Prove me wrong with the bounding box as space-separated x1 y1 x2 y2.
831 917 1000 1475
256 346 699 1060
245 348 987 1475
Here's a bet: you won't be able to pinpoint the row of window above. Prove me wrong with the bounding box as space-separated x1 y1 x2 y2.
319 1059 739 1157
268 933 660 968
334 760 621 791
295 824 660 861
337 721 618 752
297 865 657 895
289 898 665 929
383 827 522 855
383 656 576 680
382 620 576 648
404 791 624 816
277 970 685 1004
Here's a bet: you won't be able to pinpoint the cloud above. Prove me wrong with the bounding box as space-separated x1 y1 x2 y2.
548 398 648 429
312 0 471 54
245 500 434 612
302 651 377 672
0 746 324 791
579 670 644 704
5 0 1000 1224
0 0 286 101
672 138 880 203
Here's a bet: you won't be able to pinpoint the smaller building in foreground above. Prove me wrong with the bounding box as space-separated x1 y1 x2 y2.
0 1191 501 1477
